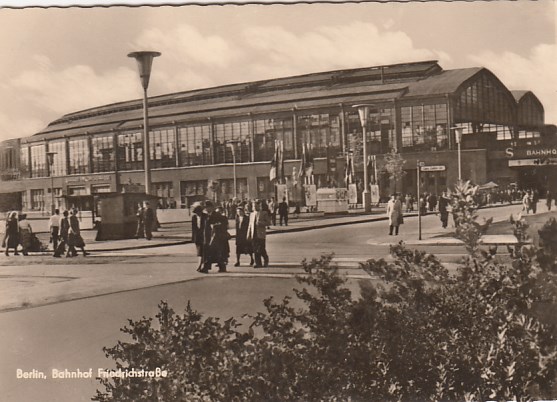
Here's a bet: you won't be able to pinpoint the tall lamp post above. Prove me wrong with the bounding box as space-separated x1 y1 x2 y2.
46 151 57 214
226 140 240 199
354 104 372 212
451 126 464 182
128 51 161 195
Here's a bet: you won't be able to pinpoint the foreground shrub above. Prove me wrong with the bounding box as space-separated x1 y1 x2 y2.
95 215 557 402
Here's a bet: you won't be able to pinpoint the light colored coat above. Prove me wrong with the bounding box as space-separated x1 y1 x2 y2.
247 210 270 240
386 198 402 226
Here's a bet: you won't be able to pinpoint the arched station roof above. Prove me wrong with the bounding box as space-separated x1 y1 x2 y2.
21 60 539 143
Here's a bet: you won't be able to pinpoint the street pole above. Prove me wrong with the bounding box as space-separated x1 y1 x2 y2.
232 144 237 199
417 160 422 241
457 140 462 182
451 127 463 182
128 51 161 196
46 151 56 214
354 105 372 213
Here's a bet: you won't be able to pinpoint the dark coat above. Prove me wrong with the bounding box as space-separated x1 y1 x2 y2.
192 213 205 246
68 215 85 247
202 212 229 264
60 217 70 241
278 201 289 216
5 218 19 248
235 215 252 255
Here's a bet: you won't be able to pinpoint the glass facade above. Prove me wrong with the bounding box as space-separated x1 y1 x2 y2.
153 182 176 208
68 138 89 174
254 117 294 162
214 120 251 164
30 144 47 178
453 72 515 141
48 140 67 176
218 178 248 201
91 135 114 173
297 113 341 158
401 104 448 151
118 132 143 171
178 124 212 166
180 180 208 207
150 128 176 168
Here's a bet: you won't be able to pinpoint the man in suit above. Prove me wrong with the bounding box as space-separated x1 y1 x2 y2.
247 199 271 268
278 197 289 226
143 201 155 240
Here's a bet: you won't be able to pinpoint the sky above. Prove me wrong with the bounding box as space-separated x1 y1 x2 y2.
0 1 555 142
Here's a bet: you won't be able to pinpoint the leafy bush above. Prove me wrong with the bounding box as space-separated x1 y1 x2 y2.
95 215 557 402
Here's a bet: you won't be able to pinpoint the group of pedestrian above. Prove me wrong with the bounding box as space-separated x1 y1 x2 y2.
51 208 88 258
522 189 540 214
202 196 291 227
2 211 33 256
134 201 156 240
191 198 273 273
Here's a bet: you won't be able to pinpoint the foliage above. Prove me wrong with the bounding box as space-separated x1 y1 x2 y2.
450 180 492 254
380 148 406 193
95 213 557 402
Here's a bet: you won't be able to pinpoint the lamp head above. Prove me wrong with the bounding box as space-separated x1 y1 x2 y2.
451 126 464 144
353 104 372 128
127 51 161 90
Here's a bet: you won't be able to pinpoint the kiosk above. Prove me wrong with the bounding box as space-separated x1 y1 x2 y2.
316 188 349 214
96 193 159 240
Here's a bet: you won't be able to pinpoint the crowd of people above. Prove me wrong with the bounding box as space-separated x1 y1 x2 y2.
1 208 88 257
191 198 286 273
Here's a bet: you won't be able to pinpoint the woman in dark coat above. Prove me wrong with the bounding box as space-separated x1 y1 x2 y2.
234 207 253 267
191 202 205 272
200 201 229 273
4 211 19 256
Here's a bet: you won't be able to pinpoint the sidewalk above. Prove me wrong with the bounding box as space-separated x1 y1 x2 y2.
30 201 525 253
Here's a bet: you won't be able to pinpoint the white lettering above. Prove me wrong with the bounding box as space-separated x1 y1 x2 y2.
16 369 46 379
505 147 514 158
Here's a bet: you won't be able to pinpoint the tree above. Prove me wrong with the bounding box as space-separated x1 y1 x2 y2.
380 148 406 194
95 202 557 401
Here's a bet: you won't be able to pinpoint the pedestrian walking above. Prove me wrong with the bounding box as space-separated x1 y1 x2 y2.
404 194 413 213
143 201 155 240
522 191 531 214
3 211 19 256
200 201 229 273
427 193 438 212
234 207 254 267
53 210 69 257
67 209 87 257
532 190 539 214
278 197 289 226
438 191 450 229
49 209 61 250
135 203 145 239
18 213 33 256
191 202 205 272
547 190 553 211
386 194 403 236
247 199 271 268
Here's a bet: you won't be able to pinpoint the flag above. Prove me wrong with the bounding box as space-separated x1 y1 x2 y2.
278 140 285 183
345 153 354 186
299 143 306 179
269 140 278 182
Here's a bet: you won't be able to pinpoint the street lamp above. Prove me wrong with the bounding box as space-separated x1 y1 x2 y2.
353 104 372 212
128 50 161 195
46 151 57 214
451 126 464 182
226 140 240 199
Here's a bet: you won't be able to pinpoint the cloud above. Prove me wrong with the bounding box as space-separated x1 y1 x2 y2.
469 43 557 123
243 22 451 79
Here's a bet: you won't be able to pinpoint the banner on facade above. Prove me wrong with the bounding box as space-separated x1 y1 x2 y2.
348 183 358 204
304 184 317 207
370 184 380 204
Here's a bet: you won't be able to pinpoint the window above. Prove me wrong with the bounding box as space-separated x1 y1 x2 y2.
21 191 28 210
91 135 114 173
401 104 448 151
30 144 47 177
218 178 248 201
180 180 208 207
48 141 67 176
68 138 89 174
91 185 111 194
68 186 87 195
214 120 251 164
178 124 212 166
297 113 341 158
153 182 176 208
254 117 294 162
150 128 176 168
20 145 29 177
257 176 273 200
30 189 45 211
117 132 143 171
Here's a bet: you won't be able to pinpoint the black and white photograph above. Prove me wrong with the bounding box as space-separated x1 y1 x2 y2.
0 0 556 400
